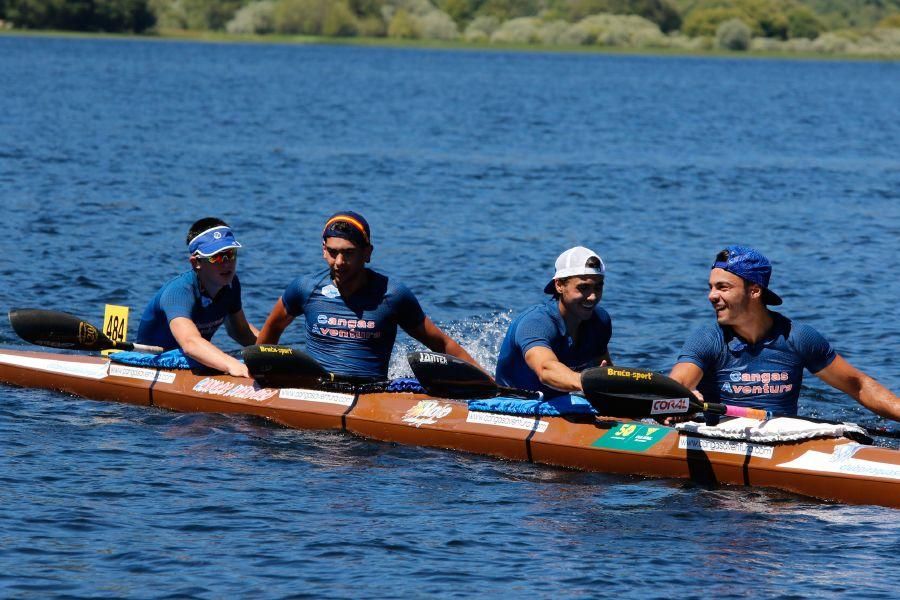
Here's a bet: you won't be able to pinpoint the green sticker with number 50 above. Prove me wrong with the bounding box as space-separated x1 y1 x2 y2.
592 423 668 452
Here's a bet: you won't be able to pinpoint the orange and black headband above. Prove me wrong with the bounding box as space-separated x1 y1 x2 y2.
322 211 371 247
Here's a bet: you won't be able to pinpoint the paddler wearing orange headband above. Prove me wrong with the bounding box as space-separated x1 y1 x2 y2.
256 211 479 379
136 217 258 377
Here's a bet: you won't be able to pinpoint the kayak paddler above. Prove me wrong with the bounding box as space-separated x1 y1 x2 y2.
136 218 258 377
495 246 612 398
669 245 900 421
255 211 479 379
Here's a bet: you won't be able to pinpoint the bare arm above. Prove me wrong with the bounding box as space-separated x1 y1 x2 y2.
225 309 258 347
256 298 296 345
669 362 704 394
815 354 900 422
170 317 249 378
406 317 481 369
523 346 582 393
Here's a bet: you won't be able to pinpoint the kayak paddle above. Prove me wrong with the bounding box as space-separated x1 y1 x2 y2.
581 365 770 420
407 352 541 400
242 344 381 388
8 308 163 354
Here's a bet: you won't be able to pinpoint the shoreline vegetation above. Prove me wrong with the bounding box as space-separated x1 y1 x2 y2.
2 1 900 59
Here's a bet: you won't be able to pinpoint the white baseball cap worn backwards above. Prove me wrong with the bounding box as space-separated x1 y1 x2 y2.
543 246 606 294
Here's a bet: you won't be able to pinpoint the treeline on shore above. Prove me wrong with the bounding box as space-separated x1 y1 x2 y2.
2 0 900 56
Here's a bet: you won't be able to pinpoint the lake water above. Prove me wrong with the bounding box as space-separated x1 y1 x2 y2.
1 35 899 598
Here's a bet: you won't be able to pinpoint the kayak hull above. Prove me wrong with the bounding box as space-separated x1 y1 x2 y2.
1 349 897 509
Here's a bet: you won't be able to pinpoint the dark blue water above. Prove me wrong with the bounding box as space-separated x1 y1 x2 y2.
1 35 899 598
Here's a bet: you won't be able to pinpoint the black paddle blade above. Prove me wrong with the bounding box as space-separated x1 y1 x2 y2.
582 366 693 399
407 351 498 400
581 366 699 418
242 345 329 389
8 308 112 351
585 392 699 419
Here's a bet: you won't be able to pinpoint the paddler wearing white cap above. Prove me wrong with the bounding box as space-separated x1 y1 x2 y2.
495 246 612 398
136 217 258 377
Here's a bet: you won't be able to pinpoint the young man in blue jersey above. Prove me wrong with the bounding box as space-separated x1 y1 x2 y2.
136 218 258 377
670 246 900 420
495 246 612 398
255 211 478 379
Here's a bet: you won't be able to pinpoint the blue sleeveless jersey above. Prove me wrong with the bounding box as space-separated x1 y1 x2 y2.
136 271 243 351
495 299 612 398
281 268 426 379
676 313 836 416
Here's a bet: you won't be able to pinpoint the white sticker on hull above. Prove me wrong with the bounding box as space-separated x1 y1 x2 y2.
0 353 109 380
679 436 775 459
777 446 900 481
402 400 453 428
278 388 354 407
192 377 278 402
108 364 176 384
466 411 549 433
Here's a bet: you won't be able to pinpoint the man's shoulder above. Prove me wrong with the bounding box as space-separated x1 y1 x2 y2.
289 269 331 295
687 322 726 348
512 301 559 330
367 269 404 293
591 305 612 324
159 271 198 296
779 314 830 349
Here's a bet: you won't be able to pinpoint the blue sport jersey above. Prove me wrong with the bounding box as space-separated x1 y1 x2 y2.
281 268 426 379
676 313 837 416
136 271 243 351
495 299 612 398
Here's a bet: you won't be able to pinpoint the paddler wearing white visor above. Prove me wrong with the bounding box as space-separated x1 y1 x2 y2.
136 218 258 377
495 246 613 398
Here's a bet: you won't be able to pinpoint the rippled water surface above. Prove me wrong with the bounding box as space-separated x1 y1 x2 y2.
1 35 899 598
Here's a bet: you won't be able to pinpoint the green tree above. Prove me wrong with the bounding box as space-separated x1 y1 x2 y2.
322 0 358 35
787 5 821 38
438 0 477 24
715 15 749 48
387 7 417 36
877 13 900 28
474 0 542 21
682 6 741 35
561 0 681 32
5 0 155 31
149 0 245 30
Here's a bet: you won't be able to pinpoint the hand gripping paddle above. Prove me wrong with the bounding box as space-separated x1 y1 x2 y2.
242 344 382 389
581 365 770 420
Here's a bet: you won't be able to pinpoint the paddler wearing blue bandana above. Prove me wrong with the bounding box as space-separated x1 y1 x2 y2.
256 211 480 379
670 245 900 421
136 218 258 377
495 246 613 398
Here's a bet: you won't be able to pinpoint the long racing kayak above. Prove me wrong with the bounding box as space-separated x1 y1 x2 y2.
0 348 898 508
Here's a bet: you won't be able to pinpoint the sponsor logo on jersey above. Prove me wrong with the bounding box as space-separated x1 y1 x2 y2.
314 314 381 340
322 284 340 298
724 371 794 396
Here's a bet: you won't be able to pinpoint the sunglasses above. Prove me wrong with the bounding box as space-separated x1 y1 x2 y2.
201 249 238 264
